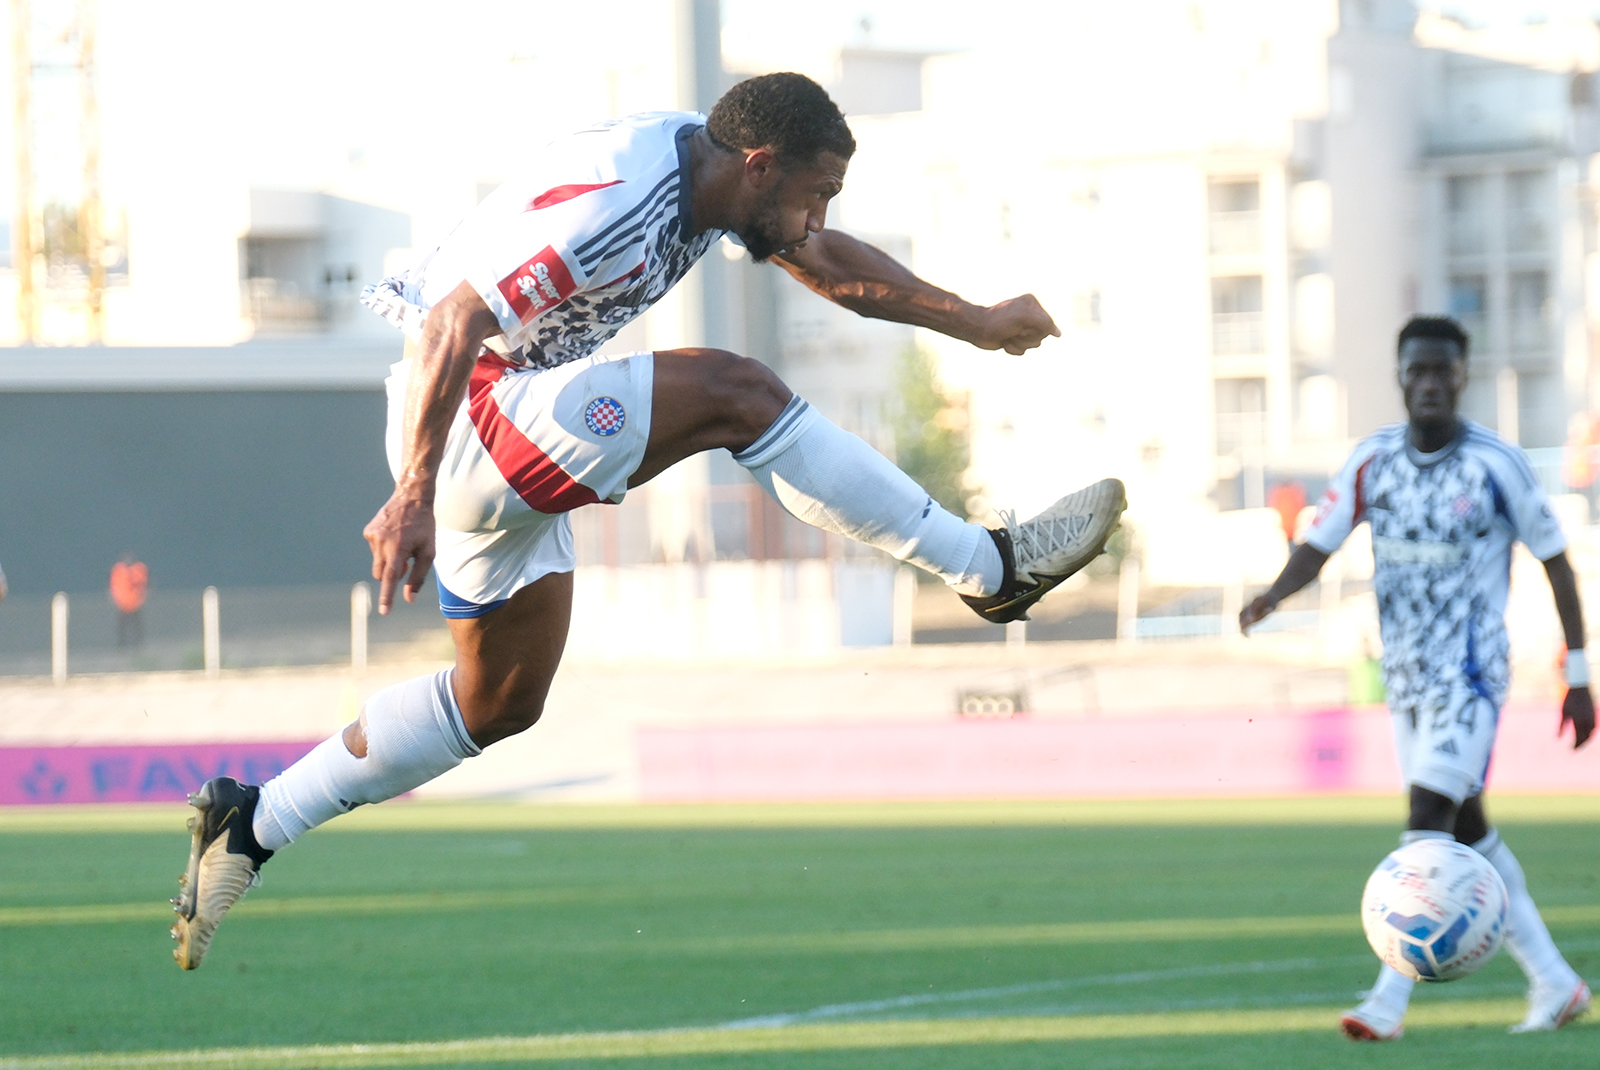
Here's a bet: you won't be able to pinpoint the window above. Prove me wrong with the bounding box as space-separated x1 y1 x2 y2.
242 236 327 331
1508 270 1549 351
1506 171 1551 253
1208 179 1260 255
1214 377 1267 510
1448 274 1487 351
1209 180 1260 214
1447 174 1488 256
1211 275 1264 354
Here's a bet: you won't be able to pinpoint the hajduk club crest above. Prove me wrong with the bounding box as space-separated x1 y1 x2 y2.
584 396 626 437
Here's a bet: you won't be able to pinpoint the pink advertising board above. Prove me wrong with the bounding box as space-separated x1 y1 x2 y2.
0 742 320 805
637 705 1600 802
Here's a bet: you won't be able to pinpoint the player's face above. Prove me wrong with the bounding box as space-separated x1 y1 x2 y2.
739 152 848 262
1398 338 1467 424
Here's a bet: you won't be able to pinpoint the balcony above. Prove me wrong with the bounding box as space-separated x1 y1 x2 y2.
244 278 329 333
1209 211 1261 256
1212 311 1265 356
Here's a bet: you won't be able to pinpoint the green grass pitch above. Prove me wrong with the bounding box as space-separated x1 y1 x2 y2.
1 798 1598 1069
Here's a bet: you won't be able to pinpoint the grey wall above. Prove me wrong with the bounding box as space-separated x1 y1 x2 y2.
0 389 391 595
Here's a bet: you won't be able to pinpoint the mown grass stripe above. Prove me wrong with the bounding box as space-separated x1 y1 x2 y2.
7 896 1599 947
669 915 1361 954
6 795 1600 833
0 1000 1545 1070
0 889 615 928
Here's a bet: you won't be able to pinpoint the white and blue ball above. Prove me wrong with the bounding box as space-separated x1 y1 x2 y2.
1360 838 1507 982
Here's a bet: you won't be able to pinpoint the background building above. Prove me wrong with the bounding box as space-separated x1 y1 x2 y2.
4 0 1600 631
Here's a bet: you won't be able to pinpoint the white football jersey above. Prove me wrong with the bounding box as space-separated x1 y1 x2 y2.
1305 420 1565 718
362 112 723 371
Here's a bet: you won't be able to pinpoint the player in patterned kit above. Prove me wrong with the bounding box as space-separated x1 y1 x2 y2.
1241 316 1594 1039
167 73 1128 968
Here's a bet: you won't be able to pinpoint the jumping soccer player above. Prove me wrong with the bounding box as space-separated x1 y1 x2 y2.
169 74 1126 968
1240 316 1593 1038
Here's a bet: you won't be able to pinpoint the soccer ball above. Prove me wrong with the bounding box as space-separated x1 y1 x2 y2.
1360 838 1508 982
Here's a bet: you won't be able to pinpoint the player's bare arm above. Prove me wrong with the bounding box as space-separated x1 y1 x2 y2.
1542 550 1595 748
170 75 1132 976
1239 542 1329 633
774 230 1060 354
363 280 501 614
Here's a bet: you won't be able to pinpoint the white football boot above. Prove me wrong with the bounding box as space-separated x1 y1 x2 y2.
1339 996 1405 1042
1509 979 1591 1033
960 477 1127 624
170 776 274 970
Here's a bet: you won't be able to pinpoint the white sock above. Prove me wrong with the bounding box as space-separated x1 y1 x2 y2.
1349 828 1453 1017
1399 828 1455 845
1473 829 1580 992
734 396 1003 595
253 670 480 851
1363 964 1416 1014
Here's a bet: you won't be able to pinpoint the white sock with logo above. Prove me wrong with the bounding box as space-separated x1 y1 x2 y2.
1473 830 1580 993
733 396 1002 595
252 671 480 851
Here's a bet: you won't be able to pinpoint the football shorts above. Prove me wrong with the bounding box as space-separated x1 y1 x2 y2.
1390 684 1499 803
383 349 653 617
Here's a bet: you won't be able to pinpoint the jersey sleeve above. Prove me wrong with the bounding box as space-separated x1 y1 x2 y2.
1487 446 1566 560
1304 439 1380 554
453 191 607 339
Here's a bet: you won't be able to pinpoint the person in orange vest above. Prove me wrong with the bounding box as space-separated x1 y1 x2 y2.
1267 480 1307 551
110 553 148 649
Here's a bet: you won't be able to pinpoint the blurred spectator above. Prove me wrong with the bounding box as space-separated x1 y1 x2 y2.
111 553 149 649
0 559 7 603
1267 481 1307 550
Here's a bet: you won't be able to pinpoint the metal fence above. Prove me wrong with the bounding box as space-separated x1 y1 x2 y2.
0 580 447 679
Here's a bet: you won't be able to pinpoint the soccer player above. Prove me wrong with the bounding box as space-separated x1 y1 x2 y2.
1240 316 1594 1038
169 74 1126 968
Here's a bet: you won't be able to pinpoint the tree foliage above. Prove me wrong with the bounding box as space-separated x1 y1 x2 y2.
891 347 975 520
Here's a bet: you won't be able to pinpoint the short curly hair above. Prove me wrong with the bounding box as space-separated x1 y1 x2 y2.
1398 315 1470 360
706 73 856 167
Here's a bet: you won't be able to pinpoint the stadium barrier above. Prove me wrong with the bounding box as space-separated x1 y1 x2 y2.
3 701 1596 805
0 741 318 805
635 704 1600 802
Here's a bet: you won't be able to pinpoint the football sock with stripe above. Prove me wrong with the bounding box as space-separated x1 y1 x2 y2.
1473 829 1581 992
252 670 480 851
733 395 1002 596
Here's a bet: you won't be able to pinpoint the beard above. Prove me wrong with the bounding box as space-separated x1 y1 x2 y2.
735 193 790 263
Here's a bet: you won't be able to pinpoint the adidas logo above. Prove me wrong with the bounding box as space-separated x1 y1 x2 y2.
1433 738 1459 756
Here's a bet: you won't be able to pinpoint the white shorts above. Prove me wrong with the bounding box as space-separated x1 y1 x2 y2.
384 350 654 617
1391 685 1499 803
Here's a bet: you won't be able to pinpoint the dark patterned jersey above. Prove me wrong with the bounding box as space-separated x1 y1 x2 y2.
360 112 723 371
1305 420 1565 717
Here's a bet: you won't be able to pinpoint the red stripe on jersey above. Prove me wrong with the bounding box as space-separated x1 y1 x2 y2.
496 245 578 324
1353 456 1376 524
526 181 624 212
595 262 646 289
467 353 600 514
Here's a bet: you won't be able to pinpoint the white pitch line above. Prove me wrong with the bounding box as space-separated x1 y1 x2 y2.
717 953 1368 1029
